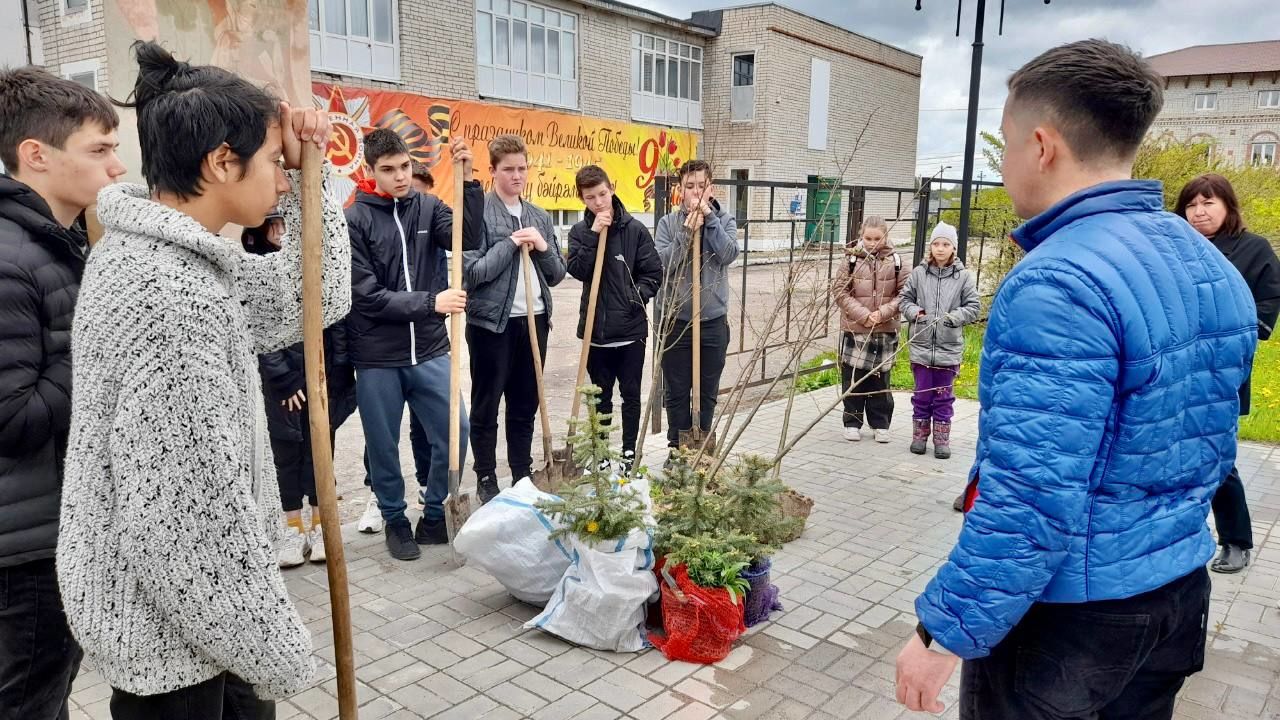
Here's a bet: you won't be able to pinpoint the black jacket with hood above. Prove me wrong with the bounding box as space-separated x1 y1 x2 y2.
1211 229 1280 415
567 196 664 345
0 175 87 567
345 181 485 368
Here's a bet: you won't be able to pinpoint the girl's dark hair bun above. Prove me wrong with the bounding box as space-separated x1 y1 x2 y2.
129 40 192 111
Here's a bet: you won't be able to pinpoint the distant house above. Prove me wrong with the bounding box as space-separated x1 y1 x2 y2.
1147 40 1280 167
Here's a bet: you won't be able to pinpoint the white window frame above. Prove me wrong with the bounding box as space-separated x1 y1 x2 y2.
309 0 400 82
59 0 92 26
61 59 99 92
1251 140 1277 167
1260 90 1280 109
631 31 702 128
476 0 579 110
728 168 749 227
730 51 755 123
1193 92 1217 111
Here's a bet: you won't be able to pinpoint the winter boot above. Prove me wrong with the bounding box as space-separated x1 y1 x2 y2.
477 474 500 505
933 422 952 460
910 420 930 455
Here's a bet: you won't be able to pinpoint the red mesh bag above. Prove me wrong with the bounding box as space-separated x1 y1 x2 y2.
647 562 747 664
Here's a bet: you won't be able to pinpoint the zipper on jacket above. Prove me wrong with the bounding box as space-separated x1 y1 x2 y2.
393 199 418 366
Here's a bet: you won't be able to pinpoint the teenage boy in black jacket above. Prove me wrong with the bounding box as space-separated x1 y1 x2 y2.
347 129 484 560
0 67 125 720
567 165 663 465
463 134 566 502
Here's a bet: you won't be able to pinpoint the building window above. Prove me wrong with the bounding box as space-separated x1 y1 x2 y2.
1260 90 1280 109
64 0 87 11
476 0 578 110
1251 141 1277 166
1193 92 1217 111
60 0 90 24
730 53 754 122
61 60 98 92
309 0 399 81
730 169 749 226
549 209 581 227
631 32 702 128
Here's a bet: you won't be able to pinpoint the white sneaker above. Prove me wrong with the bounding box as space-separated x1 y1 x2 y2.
843 427 862 442
874 429 890 444
278 526 307 568
358 492 384 534
308 525 327 563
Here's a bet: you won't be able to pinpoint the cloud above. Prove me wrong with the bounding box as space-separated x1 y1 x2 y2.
644 0 1280 178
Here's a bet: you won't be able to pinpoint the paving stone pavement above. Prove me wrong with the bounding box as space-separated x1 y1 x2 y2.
68 392 1280 720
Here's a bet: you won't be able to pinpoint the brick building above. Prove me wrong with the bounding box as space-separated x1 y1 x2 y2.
10 0 921 247
1147 40 1280 167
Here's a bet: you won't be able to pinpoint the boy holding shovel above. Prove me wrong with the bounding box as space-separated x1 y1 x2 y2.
567 166 664 468
655 160 738 459
463 134 565 503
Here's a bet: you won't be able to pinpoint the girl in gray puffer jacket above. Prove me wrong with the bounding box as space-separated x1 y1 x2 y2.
898 222 980 460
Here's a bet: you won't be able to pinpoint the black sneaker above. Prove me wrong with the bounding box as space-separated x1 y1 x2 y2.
477 475 500 505
385 519 421 561
620 450 636 476
415 516 449 545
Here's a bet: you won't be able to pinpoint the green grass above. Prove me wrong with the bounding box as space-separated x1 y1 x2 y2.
1241 338 1280 444
795 325 1279 444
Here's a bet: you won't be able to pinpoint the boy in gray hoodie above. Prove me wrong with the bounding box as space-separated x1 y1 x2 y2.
654 160 738 456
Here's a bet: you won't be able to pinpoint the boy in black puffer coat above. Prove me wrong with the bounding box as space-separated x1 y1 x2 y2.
567 165 663 462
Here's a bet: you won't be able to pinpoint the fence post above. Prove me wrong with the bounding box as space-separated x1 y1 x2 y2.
913 176 932 266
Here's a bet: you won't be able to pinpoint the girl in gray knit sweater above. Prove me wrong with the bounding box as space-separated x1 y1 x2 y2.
58 42 350 715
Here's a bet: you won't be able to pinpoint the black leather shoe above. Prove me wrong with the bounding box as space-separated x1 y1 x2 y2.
415 516 448 546
1211 544 1250 574
385 519 421 561
477 475 500 505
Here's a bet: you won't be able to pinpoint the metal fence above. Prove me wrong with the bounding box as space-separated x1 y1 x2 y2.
650 175 921 400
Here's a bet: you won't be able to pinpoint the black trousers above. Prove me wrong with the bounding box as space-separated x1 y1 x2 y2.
1212 465 1253 549
110 672 272 720
467 314 549 480
661 316 730 446
960 567 1209 720
0 558 81 720
840 363 894 430
586 340 646 453
270 425 336 513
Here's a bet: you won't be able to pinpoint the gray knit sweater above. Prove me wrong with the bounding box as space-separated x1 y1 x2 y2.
57 167 351 699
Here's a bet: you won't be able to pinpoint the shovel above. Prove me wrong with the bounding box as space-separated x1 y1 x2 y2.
678 225 717 454
553 225 610 475
521 246 571 493
443 171 473 559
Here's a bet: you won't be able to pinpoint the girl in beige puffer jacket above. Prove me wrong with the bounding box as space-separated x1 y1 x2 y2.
832 216 910 443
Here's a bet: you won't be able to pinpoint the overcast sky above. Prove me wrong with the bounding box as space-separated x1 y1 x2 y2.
644 0 1280 180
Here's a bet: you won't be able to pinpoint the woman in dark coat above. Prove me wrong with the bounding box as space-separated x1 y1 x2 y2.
243 214 358 567
1177 173 1280 574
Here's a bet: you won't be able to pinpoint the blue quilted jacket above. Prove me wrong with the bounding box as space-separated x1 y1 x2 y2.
916 180 1257 660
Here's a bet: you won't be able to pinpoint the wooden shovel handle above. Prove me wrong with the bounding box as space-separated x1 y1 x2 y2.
521 246 554 461
570 226 609 421
299 144 357 720
449 173 464 478
691 227 702 422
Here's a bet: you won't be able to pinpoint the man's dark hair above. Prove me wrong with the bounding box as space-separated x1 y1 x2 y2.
678 159 712 182
1007 39 1163 163
0 66 119 174
1175 173 1245 238
119 41 278 200
364 129 410 168
411 160 434 188
575 165 610 195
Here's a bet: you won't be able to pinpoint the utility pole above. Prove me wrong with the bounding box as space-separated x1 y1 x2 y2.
916 0 1053 262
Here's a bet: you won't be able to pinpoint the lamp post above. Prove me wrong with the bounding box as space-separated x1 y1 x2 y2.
916 0 1052 262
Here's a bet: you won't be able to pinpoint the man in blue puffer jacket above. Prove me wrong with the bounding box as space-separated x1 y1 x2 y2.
895 40 1257 719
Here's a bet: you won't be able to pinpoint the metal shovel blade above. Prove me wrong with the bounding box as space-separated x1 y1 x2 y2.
677 428 718 456
532 446 578 494
443 470 473 564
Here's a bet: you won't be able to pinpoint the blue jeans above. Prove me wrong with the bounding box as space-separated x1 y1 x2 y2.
357 357 469 524
362 409 433 492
